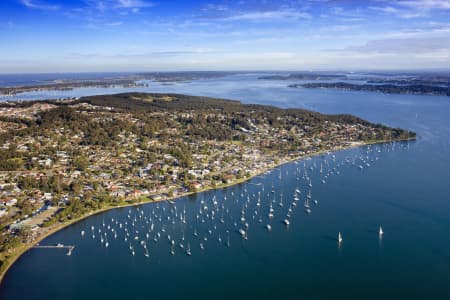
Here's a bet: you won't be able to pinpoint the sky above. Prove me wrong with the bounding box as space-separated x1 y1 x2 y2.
0 0 450 73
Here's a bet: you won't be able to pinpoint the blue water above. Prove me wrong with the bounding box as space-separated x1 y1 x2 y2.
1 74 450 300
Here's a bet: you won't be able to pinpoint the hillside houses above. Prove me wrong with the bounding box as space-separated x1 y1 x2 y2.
0 94 412 239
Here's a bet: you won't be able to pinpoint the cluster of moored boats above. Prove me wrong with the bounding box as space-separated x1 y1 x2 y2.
79 142 408 258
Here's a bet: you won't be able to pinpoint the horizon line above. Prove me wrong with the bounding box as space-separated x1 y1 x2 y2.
1 68 450 75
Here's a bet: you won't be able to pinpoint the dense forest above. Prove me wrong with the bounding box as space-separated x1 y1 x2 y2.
77 93 383 125
0 93 416 172
78 93 413 137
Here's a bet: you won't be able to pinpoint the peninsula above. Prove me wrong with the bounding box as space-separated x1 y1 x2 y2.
290 82 450 96
0 79 148 96
258 73 347 80
0 92 415 280
0 72 233 97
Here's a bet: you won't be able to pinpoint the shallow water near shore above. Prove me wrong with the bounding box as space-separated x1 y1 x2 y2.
1 74 450 299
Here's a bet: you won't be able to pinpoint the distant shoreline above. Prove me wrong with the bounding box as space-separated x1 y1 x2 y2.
0 72 234 97
290 82 450 97
0 136 415 284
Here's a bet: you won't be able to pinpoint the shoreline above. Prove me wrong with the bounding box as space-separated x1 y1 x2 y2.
0 136 415 284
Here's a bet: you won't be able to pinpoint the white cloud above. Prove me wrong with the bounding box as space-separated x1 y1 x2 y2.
370 0 450 19
114 0 155 9
202 4 229 12
19 0 60 11
220 9 311 21
369 6 401 14
82 0 155 13
370 5 426 19
398 0 450 10
197 2 311 22
335 36 450 54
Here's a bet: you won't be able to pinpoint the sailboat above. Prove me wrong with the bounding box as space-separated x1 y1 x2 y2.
268 203 274 218
304 196 311 209
338 232 343 243
379 226 384 237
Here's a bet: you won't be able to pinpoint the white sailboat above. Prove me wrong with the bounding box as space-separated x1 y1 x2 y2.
268 202 274 218
239 228 247 240
304 196 311 209
338 232 343 244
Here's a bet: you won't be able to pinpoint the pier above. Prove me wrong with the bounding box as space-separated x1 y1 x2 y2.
33 244 75 256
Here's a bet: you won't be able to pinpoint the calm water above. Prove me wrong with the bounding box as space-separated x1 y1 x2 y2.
1 74 450 300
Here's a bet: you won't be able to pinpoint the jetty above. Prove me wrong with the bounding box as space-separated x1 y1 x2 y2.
33 244 75 256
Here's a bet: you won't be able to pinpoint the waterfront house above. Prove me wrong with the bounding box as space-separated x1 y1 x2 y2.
222 174 235 184
150 194 163 201
191 182 202 190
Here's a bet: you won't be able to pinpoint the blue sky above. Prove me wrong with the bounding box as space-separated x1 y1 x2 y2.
1 0 450 73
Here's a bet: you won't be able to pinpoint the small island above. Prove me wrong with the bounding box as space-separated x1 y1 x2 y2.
0 92 415 281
